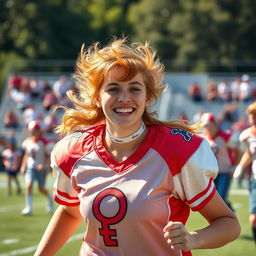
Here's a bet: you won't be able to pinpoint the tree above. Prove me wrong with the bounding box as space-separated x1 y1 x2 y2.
128 0 180 61
0 0 93 59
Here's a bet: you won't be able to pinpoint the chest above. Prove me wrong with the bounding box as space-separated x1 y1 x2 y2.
24 140 44 156
3 150 19 162
73 149 173 224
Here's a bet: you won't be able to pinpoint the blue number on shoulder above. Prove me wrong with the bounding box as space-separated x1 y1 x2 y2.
170 129 194 142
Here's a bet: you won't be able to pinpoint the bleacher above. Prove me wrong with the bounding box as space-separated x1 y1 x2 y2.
158 72 251 121
0 73 68 145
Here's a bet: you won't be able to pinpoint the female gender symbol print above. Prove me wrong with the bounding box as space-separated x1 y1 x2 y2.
92 187 127 246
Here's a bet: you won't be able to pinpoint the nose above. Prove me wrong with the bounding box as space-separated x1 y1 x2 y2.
118 89 131 102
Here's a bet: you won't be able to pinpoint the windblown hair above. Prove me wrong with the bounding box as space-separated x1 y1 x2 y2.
246 101 256 114
56 38 200 136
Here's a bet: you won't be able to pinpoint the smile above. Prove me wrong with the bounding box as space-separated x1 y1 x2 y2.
114 107 134 113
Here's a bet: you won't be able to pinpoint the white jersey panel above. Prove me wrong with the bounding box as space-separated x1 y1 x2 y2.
172 139 218 210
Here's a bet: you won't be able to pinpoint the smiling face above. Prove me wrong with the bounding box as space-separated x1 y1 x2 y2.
97 66 149 137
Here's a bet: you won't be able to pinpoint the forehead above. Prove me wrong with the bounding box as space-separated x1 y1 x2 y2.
104 66 144 84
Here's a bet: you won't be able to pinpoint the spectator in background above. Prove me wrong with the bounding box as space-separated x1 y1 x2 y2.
218 103 239 131
53 75 70 101
218 79 232 102
188 82 203 102
43 106 59 133
8 73 22 95
4 109 19 128
42 86 58 112
206 81 218 101
11 83 32 111
239 74 253 102
23 104 43 127
201 112 241 211
1 137 22 195
20 120 54 215
29 78 43 98
231 77 241 102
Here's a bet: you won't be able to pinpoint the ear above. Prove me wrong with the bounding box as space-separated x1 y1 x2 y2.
145 98 150 107
96 99 101 108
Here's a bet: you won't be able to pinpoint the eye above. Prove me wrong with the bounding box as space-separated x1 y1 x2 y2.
130 87 141 92
106 87 119 93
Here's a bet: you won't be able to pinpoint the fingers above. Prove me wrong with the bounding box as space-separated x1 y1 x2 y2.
163 221 190 251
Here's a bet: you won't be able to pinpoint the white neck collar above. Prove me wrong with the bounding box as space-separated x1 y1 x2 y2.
106 122 146 143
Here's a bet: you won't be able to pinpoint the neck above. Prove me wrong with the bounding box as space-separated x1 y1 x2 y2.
106 122 145 144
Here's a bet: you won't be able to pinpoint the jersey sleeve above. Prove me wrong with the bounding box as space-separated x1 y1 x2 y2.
172 139 218 211
239 128 250 152
50 145 80 207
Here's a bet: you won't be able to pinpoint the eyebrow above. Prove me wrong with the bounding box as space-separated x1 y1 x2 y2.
106 81 143 87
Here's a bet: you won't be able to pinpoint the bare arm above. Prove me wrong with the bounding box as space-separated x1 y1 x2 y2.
34 205 83 256
233 150 252 178
237 150 252 168
20 152 28 175
163 192 240 251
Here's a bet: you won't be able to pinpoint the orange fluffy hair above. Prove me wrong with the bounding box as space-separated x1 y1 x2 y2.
56 38 200 136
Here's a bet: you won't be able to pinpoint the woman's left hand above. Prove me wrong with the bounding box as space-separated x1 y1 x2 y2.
163 221 194 252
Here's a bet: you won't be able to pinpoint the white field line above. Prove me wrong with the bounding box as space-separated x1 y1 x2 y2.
0 233 83 256
229 188 249 196
0 201 51 213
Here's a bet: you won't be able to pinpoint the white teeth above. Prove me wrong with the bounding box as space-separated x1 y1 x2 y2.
115 108 133 113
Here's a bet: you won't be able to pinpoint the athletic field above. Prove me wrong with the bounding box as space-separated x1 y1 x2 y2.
0 173 255 256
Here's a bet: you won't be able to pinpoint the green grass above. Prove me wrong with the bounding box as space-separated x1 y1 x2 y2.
0 173 255 256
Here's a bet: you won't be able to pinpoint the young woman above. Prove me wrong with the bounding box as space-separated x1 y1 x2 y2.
234 101 256 244
20 120 54 215
34 39 240 256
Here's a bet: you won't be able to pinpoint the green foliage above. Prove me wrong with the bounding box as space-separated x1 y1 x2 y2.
128 0 179 59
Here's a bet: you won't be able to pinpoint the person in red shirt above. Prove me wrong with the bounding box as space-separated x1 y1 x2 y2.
201 112 241 210
34 39 240 256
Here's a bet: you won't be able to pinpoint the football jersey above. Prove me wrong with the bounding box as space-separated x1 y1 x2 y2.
202 130 238 173
239 127 256 180
22 136 48 169
51 125 218 256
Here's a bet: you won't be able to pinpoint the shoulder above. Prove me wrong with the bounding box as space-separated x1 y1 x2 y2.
239 127 251 142
22 137 33 148
217 130 232 141
152 126 203 151
151 126 204 173
51 125 103 177
2 149 8 156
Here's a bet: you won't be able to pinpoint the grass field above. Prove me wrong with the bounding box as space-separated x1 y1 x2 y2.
0 173 255 256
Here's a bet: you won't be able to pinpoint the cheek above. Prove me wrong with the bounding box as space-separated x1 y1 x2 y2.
99 94 114 110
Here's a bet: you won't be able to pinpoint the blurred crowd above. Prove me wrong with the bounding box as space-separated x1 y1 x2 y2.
4 73 75 133
188 74 255 103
